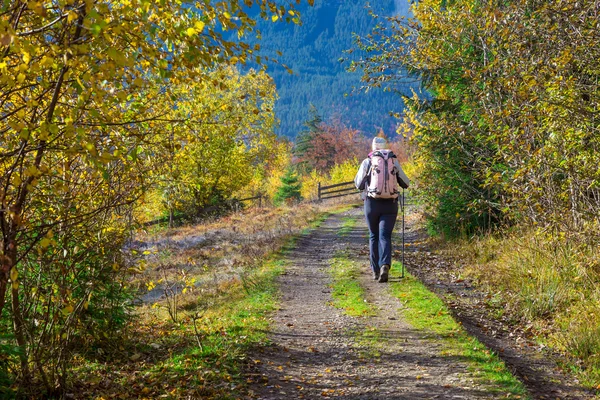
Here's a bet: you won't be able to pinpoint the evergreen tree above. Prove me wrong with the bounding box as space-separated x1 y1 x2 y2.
273 167 303 205
293 105 323 174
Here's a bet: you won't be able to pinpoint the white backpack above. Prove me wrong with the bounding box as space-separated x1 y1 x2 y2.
367 150 399 199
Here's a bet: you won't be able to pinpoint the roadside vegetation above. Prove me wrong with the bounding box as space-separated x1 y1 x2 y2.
351 0 600 385
445 232 600 386
71 259 285 399
68 202 346 398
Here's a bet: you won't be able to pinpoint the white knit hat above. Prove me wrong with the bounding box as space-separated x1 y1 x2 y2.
372 137 388 151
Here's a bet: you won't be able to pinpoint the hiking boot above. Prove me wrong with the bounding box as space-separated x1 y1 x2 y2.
378 264 390 283
372 269 380 280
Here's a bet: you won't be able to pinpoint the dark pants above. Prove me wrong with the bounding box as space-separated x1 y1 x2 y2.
364 197 398 275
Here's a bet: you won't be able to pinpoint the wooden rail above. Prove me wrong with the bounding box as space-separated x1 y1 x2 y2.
318 181 359 201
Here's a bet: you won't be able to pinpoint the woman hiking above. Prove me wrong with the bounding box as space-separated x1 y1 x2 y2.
354 137 410 283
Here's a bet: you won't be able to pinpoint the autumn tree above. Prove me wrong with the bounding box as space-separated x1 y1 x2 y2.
293 108 368 174
150 66 279 219
0 0 304 394
351 0 600 237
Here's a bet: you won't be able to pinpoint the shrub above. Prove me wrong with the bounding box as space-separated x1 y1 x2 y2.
273 167 303 205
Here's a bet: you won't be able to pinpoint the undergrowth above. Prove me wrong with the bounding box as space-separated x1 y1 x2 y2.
448 230 600 387
71 260 284 399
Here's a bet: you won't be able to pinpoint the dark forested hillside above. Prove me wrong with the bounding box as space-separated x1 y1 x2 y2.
246 0 419 138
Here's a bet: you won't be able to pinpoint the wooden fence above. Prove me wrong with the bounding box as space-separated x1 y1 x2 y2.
232 194 264 210
317 181 359 201
317 182 414 206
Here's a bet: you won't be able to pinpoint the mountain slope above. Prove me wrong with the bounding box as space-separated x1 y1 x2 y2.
246 0 419 138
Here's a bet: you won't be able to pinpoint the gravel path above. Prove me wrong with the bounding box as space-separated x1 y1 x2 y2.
245 207 514 399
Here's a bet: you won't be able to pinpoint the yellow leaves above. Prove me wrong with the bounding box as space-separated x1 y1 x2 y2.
194 21 205 32
271 15 279 22
25 165 41 178
10 268 18 283
186 27 196 37
84 142 95 152
17 73 26 83
40 55 54 68
27 1 47 17
62 304 75 315
67 10 79 23
19 128 30 140
40 238 52 248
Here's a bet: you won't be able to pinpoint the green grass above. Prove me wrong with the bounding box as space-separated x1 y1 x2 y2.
337 216 357 236
388 263 529 398
352 325 384 360
329 214 375 317
72 259 285 399
303 203 357 234
328 253 375 317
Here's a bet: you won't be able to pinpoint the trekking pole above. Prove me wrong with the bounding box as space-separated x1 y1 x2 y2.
402 188 405 279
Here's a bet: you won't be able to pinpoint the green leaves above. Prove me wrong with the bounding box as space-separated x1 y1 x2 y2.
353 0 600 237
0 0 307 391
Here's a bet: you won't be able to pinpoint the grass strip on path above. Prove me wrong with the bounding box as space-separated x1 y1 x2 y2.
328 213 376 318
328 253 376 317
388 262 529 398
337 215 357 236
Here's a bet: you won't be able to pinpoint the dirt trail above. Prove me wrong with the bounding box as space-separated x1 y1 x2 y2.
245 207 516 399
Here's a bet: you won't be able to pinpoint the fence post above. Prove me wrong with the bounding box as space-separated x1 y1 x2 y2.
317 182 321 201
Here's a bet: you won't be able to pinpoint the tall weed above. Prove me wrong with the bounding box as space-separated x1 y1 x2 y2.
452 228 600 385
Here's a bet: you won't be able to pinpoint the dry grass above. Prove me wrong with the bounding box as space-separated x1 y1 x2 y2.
130 200 358 311
446 228 600 386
